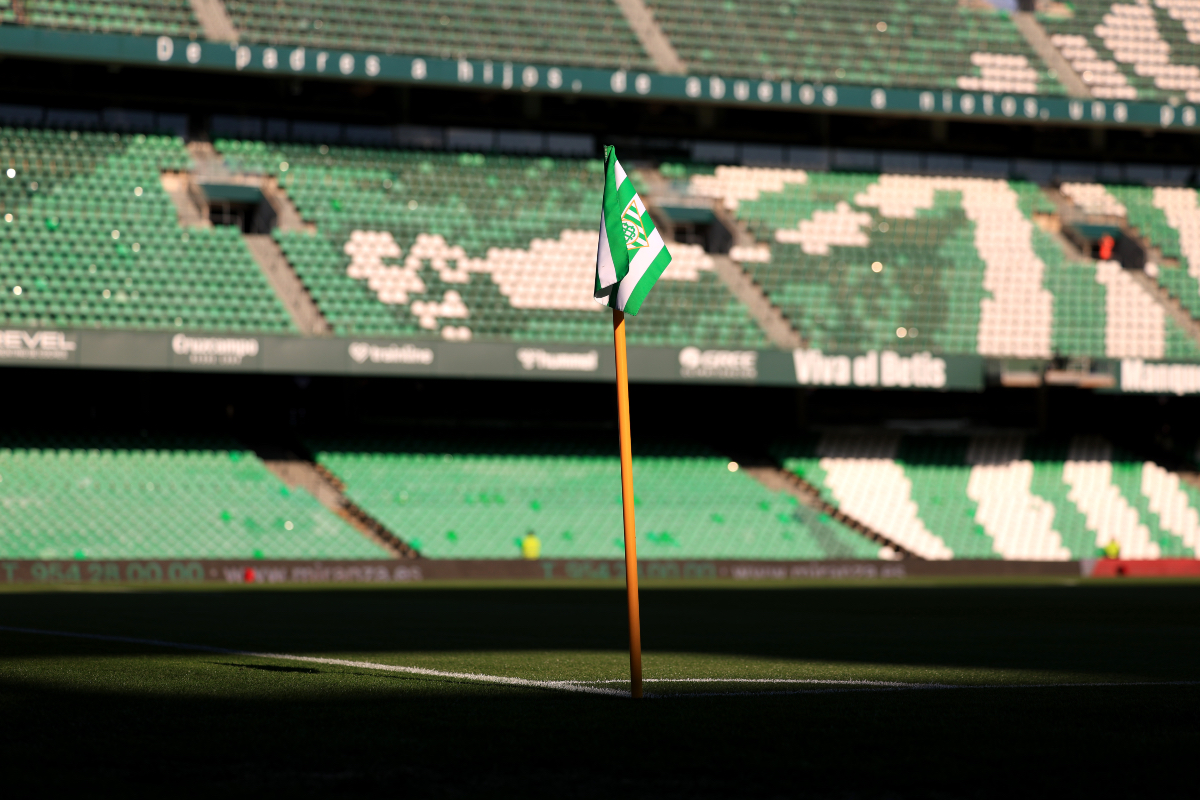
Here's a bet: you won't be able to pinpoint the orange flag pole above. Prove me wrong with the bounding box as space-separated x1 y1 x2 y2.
612 308 643 699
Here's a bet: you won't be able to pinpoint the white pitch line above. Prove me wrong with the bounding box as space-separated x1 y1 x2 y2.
0 625 627 698
568 677 1200 698
3 625 1196 699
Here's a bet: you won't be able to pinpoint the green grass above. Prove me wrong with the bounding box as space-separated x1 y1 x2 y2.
0 580 1197 797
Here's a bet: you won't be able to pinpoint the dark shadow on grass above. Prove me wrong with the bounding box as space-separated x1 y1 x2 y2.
0 672 1195 799
212 662 321 674
0 583 1198 681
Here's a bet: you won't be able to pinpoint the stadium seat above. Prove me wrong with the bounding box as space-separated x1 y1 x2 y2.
1041 0 1200 102
675 163 1200 360
222 0 654 72
776 433 1200 560
313 435 883 559
216 140 768 346
21 0 202 37
0 436 390 559
643 0 1066 93
0 127 296 333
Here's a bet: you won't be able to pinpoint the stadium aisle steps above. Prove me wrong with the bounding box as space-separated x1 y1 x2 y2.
0 437 393 560
0 126 296 334
738 462 911 558
311 435 885 560
775 433 1200 560
262 456 416 557
1058 181 1200 357
1040 0 1200 103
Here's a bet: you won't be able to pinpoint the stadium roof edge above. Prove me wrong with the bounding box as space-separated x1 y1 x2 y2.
3 26 1200 134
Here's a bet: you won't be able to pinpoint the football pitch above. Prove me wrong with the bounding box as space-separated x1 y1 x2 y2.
1 578 1197 798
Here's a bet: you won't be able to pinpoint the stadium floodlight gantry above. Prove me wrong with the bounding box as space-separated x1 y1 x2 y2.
313 437 882 560
776 434 1200 561
0 128 295 333
222 0 654 71
679 164 1200 361
216 139 769 347
0 438 391 560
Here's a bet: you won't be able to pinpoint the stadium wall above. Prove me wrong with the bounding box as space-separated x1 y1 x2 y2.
0 557 1092 586
1 26 1198 134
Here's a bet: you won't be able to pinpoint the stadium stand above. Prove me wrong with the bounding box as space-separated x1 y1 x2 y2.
0 437 390 560
681 164 1200 360
776 433 1200 560
1105 183 1200 319
643 0 1066 93
312 436 883 559
222 0 654 71
1041 0 1200 102
20 0 203 37
215 139 768 346
0 127 295 333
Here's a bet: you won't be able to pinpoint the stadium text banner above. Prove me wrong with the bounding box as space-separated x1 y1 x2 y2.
1 27 1199 132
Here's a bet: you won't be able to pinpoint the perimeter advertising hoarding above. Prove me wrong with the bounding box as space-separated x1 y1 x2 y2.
0 328 993 389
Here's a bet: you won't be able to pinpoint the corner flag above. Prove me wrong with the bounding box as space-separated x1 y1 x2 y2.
594 145 672 314
594 145 669 700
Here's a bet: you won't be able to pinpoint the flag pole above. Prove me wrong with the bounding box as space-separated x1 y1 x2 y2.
612 307 643 699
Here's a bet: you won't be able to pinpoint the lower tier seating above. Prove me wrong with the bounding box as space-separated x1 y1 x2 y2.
0 437 390 560
775 434 1200 561
312 435 882 560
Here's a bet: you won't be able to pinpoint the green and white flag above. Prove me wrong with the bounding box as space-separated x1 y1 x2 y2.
594 145 672 315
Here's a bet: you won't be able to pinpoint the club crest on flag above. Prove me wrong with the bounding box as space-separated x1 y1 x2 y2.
621 197 649 251
594 144 672 315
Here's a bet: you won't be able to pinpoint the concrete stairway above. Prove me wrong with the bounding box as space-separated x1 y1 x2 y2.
261 455 420 559
739 463 917 559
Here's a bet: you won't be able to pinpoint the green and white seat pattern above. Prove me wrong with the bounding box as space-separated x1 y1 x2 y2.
0 440 389 560
1108 183 1200 321
686 165 1200 360
0 128 295 333
777 434 1200 560
314 438 882 560
1043 0 1200 103
216 140 767 347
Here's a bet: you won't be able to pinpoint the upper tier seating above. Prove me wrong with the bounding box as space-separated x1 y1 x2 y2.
313 435 882 560
776 433 1200 560
0 436 389 560
645 0 1065 93
21 0 202 37
1041 0 1200 102
679 164 1200 360
0 127 295 333
223 0 653 71
216 140 768 347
